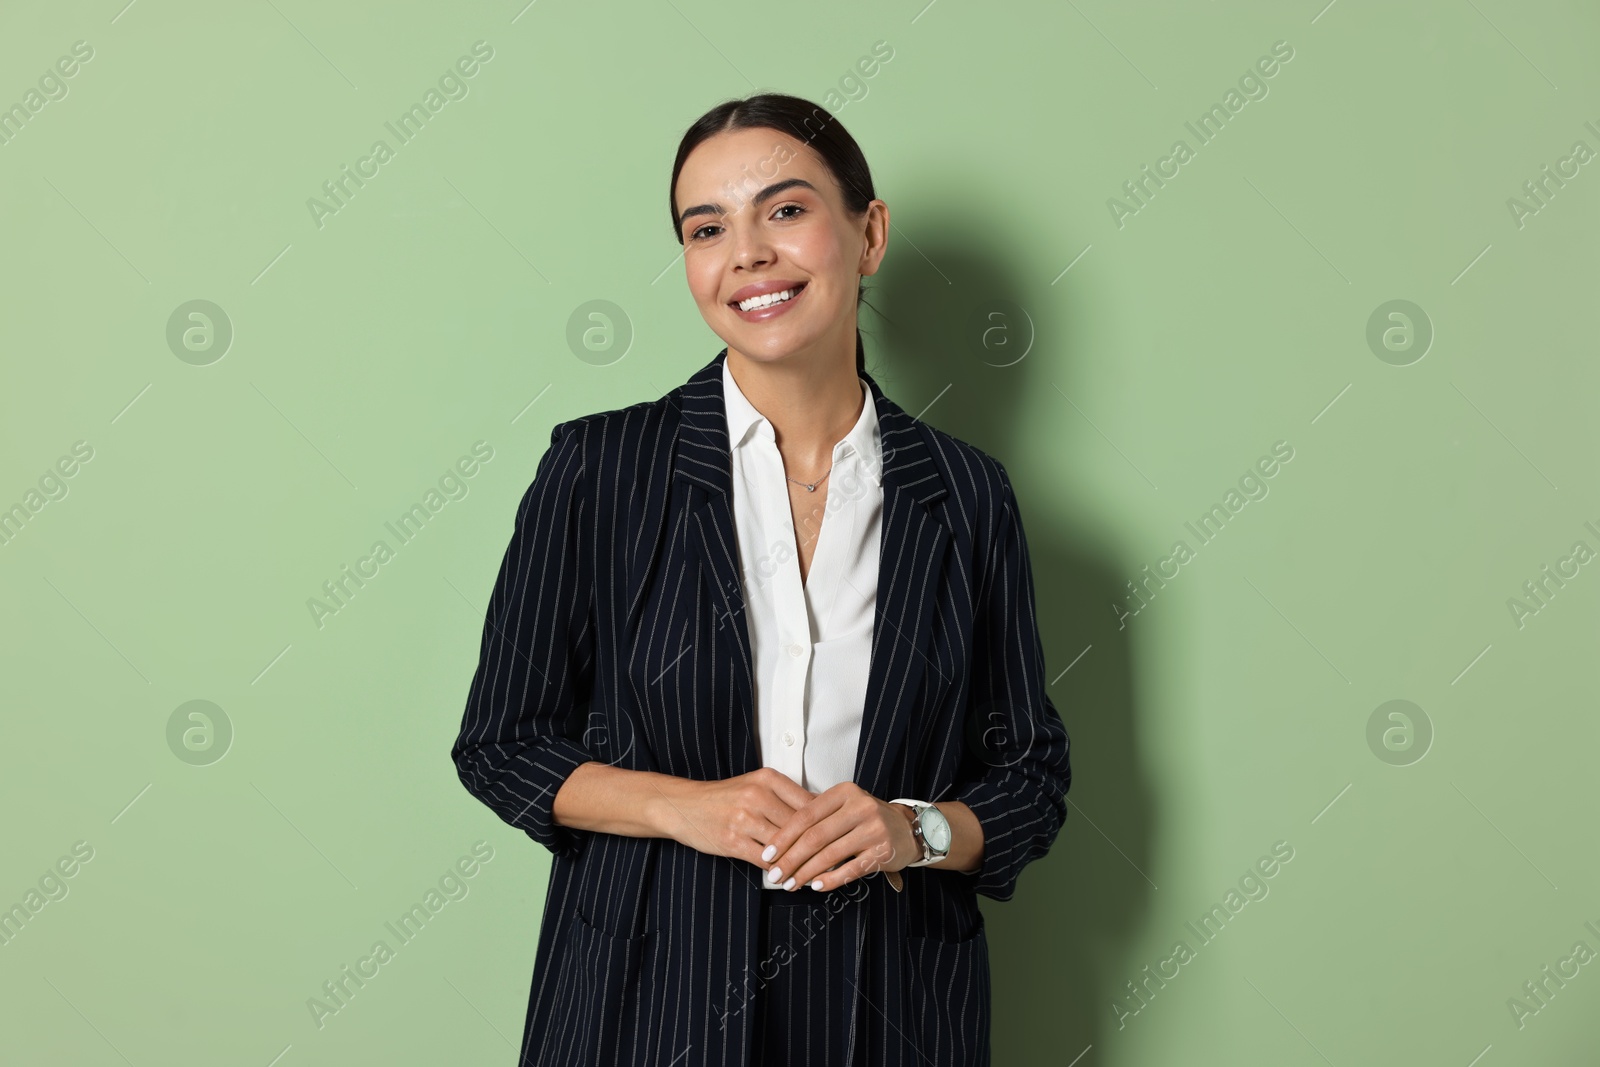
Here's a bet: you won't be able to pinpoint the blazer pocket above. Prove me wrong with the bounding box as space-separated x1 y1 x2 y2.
904 911 992 1065
543 907 656 1064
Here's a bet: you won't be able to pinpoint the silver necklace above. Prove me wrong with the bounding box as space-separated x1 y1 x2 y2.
785 464 832 492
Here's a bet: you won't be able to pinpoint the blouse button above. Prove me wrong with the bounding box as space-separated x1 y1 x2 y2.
783 731 796 746
788 643 804 657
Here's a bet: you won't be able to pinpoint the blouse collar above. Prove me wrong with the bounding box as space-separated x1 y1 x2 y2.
722 357 884 488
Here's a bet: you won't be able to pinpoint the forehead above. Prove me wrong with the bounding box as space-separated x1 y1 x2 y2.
675 126 831 201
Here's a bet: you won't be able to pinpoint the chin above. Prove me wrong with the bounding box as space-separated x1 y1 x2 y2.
729 334 819 364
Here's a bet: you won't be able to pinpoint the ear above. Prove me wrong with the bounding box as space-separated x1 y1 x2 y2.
858 200 890 277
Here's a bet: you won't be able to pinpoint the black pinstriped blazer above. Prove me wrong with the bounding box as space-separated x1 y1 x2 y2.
452 346 1071 1066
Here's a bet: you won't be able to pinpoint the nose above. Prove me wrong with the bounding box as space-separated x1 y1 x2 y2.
729 216 774 272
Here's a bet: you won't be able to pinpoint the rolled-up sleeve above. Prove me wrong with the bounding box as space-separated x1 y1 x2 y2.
952 463 1071 901
452 420 600 862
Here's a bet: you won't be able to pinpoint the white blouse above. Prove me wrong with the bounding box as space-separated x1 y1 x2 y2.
722 359 884 888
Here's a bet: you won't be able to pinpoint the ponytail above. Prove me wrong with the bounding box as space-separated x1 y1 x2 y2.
854 278 868 376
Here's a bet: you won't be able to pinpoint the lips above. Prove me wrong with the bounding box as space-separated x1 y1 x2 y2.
727 280 808 308
728 280 809 322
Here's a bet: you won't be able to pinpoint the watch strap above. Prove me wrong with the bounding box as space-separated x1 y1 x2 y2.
881 799 921 893
890 797 946 868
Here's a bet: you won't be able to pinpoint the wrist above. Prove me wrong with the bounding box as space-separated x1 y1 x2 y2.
891 801 919 872
890 798 957 869
644 771 689 840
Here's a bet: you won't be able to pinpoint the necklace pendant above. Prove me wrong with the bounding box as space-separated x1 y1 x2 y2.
784 465 831 493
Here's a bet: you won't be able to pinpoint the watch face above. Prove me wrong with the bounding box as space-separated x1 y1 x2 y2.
922 806 952 853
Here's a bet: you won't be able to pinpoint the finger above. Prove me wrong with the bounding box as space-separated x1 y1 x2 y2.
807 847 890 893
746 791 814 866
761 769 818 811
735 783 823 871
788 825 888 891
825 835 905 891
760 788 849 875
768 803 865 888
738 811 791 868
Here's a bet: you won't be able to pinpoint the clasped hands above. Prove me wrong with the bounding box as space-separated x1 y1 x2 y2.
677 767 920 891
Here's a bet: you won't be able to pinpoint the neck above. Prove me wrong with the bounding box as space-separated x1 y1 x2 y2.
726 344 864 474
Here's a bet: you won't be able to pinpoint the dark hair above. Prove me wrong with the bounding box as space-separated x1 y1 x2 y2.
669 93 877 377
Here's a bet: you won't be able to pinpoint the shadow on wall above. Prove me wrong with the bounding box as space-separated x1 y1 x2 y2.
873 231 1151 1065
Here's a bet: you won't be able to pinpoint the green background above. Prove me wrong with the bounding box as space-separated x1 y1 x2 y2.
2 0 1596 1063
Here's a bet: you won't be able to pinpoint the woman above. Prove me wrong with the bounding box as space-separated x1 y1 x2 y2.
452 92 1070 1067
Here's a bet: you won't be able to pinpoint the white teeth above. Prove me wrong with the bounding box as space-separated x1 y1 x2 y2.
737 286 800 312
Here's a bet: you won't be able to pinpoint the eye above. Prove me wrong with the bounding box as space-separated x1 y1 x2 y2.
687 203 805 242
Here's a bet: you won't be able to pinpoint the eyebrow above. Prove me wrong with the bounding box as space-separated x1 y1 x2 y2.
677 178 818 234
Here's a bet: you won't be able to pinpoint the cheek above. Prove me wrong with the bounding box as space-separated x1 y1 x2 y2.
787 227 852 281
782 227 833 266
684 257 722 308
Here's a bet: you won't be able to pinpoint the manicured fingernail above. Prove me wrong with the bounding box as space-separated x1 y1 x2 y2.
810 880 823 890
768 866 783 883
761 844 776 862
783 876 796 890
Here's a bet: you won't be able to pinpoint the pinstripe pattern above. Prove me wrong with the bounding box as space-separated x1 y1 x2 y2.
751 889 861 1064
452 347 1070 1065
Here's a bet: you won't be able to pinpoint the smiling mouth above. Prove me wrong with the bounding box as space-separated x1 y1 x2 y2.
730 282 807 311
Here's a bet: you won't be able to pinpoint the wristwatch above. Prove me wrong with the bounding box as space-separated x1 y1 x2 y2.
882 798 952 892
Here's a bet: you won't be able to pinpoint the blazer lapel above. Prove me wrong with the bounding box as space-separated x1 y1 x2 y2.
670 348 950 798
673 351 763 778
852 387 950 801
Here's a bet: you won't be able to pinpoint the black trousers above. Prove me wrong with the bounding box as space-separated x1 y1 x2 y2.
749 885 862 1066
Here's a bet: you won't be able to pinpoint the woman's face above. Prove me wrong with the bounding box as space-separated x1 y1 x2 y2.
674 127 887 366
